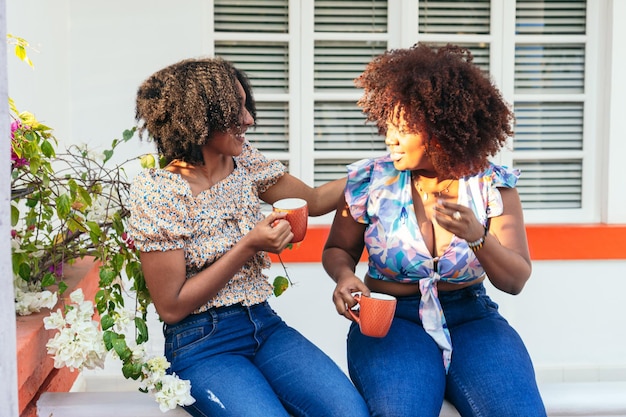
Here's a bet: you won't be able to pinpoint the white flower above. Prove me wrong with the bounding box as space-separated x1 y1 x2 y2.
153 374 195 412
43 309 66 330
140 356 170 392
69 288 85 304
86 194 114 223
113 307 136 333
44 289 106 371
14 281 58 316
131 343 147 363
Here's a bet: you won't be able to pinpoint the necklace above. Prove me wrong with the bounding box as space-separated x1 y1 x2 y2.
414 177 455 202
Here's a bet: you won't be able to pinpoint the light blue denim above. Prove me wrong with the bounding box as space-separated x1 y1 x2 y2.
347 283 547 417
164 301 370 417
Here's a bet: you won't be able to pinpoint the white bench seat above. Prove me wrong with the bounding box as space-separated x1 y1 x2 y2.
38 381 626 417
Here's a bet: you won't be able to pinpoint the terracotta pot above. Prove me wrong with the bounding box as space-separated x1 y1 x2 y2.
16 257 101 417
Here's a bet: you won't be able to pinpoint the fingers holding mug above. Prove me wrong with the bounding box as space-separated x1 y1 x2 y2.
272 198 308 243
348 292 397 338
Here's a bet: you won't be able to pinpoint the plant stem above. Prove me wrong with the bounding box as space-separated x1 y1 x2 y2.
277 253 294 285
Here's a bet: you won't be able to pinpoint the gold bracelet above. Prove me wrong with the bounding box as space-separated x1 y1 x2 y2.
467 227 488 253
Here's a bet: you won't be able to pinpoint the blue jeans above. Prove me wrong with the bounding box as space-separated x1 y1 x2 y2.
164 301 370 417
347 283 547 417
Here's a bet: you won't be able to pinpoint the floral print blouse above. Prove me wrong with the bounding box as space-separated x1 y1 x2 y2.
345 155 519 370
128 141 285 313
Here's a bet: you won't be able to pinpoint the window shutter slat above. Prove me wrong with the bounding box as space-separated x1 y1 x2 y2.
419 0 490 34
515 160 583 209
215 42 289 93
314 159 360 186
314 41 387 92
248 102 290 152
315 0 387 33
314 102 383 152
516 0 587 35
514 102 584 151
427 42 491 72
214 0 289 33
514 44 585 93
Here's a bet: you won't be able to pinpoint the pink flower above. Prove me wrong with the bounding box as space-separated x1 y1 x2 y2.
10 120 29 168
48 263 63 277
10 120 21 138
121 232 136 251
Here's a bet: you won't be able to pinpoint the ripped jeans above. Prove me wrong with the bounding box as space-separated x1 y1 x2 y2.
164 301 369 417
347 282 547 417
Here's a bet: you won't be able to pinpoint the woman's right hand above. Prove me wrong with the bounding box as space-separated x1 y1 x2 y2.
246 211 294 254
333 274 370 321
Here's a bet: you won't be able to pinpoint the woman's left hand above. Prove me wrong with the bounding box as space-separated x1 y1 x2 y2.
433 200 484 243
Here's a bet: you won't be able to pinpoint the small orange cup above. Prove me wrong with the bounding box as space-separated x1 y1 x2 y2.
272 198 308 243
348 292 397 338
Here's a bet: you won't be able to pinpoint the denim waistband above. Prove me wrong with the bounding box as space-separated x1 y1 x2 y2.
168 301 268 328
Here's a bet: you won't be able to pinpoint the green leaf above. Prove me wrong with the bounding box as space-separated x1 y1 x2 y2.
122 128 135 141
41 272 56 287
112 337 131 361
100 314 115 330
122 362 143 380
57 280 68 295
77 186 92 207
11 204 19 226
67 216 87 233
18 263 32 281
103 330 114 350
41 140 55 158
273 276 290 297
103 149 113 163
95 289 107 313
135 317 149 344
55 194 71 218
99 268 116 286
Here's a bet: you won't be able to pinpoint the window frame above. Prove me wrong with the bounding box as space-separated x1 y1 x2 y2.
210 0 610 226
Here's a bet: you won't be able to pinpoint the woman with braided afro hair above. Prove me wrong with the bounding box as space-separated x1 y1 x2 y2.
323 43 547 416
129 57 370 417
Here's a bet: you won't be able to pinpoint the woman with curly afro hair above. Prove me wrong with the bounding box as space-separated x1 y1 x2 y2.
323 43 546 416
128 57 370 417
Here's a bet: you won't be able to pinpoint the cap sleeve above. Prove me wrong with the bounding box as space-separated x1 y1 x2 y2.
486 164 520 218
236 141 286 194
345 158 375 224
128 169 194 252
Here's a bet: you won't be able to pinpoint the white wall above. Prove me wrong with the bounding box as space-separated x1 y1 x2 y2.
83 260 626 388
1 0 20 415
271 261 626 383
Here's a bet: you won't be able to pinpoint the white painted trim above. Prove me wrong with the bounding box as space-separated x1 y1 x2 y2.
606 0 626 223
1 0 20 414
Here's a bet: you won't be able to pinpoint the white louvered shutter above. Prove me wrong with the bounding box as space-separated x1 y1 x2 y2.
311 1 389 187
212 0 597 223
512 0 588 213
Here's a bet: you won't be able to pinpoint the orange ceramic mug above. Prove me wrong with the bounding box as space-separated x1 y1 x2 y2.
272 198 308 243
348 292 397 338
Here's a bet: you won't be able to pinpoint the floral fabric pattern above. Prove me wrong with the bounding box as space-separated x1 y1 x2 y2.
128 141 285 312
345 155 519 370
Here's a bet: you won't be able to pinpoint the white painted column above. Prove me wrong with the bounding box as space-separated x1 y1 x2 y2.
606 0 626 223
0 0 20 416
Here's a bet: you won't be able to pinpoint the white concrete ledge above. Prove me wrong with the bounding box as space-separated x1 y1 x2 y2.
38 391 189 417
38 381 626 417
440 382 626 417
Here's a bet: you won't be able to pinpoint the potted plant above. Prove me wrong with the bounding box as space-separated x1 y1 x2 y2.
9 34 194 412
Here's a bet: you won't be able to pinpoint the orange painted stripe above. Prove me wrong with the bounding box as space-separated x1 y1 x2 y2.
268 224 626 263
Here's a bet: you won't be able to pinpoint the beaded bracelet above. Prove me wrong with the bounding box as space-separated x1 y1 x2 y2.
467 227 488 253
